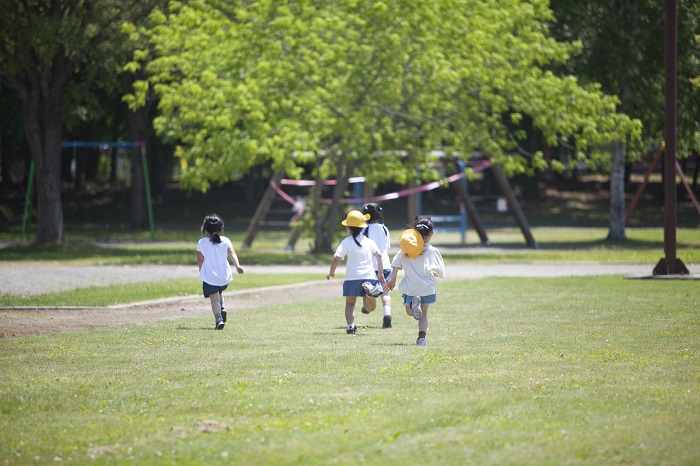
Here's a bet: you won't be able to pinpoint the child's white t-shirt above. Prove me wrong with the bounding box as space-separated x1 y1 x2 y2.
364 223 391 272
391 244 445 297
334 235 380 281
197 236 234 286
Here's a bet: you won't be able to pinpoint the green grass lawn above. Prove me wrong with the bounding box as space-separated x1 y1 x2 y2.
0 274 321 307
1 276 699 465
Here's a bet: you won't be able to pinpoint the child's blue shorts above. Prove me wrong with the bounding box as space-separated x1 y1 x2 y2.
402 293 437 306
203 282 228 298
375 269 392 282
343 279 380 297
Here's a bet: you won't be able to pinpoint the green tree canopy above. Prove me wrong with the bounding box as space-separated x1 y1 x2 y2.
129 0 641 251
549 0 700 157
0 0 162 243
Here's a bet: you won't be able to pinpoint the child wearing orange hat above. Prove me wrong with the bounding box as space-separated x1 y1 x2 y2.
385 216 445 346
327 210 387 335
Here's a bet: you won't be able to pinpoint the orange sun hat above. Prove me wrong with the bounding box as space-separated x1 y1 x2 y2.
399 229 424 258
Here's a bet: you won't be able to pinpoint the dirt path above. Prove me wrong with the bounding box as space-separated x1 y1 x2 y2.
0 279 338 338
1 262 696 338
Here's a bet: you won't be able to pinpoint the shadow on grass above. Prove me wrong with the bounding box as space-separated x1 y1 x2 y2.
2 233 697 264
0 241 330 265
175 325 220 331
437 237 665 251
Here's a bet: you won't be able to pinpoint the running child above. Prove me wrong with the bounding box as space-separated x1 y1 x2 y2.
197 214 245 330
326 210 387 335
362 202 393 329
385 216 445 346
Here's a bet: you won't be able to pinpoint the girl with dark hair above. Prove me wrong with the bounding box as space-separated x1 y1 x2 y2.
197 214 245 330
362 202 393 329
326 210 387 335
386 216 445 346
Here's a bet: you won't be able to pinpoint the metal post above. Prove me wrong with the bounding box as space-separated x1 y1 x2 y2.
654 0 688 275
140 143 155 241
353 179 363 210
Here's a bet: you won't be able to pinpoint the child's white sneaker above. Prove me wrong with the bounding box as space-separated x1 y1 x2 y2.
411 296 422 320
362 282 383 298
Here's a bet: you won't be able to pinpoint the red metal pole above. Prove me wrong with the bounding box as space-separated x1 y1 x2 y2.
654 0 688 275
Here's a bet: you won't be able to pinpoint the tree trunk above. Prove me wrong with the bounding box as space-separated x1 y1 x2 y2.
607 140 627 241
17 63 72 244
122 72 155 231
311 151 352 254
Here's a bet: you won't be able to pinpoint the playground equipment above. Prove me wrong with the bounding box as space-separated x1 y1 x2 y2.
21 141 155 241
416 159 469 243
241 155 537 250
626 146 700 223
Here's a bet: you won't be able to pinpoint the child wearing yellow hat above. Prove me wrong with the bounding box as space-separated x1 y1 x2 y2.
385 216 445 346
326 210 387 335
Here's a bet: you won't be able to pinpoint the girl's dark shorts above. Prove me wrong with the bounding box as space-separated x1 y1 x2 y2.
343 279 380 297
203 282 228 298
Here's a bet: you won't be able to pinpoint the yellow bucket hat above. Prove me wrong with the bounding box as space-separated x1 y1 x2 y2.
342 210 370 228
399 229 424 258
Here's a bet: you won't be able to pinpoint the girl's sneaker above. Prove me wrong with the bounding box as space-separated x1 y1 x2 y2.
215 320 225 330
362 282 383 298
416 337 427 346
411 296 422 320
221 309 227 322
382 315 392 329
346 324 357 335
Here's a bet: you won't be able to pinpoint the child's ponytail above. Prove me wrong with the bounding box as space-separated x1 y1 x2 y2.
201 214 225 244
349 226 364 247
414 216 434 238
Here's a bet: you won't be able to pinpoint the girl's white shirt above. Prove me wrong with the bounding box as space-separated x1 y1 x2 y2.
334 235 380 281
197 236 234 286
391 244 446 297
364 223 391 272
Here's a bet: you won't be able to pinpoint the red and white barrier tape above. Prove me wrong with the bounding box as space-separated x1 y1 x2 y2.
269 161 491 211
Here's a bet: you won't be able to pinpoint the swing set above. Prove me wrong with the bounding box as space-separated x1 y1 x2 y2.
21 141 155 241
626 145 700 222
241 156 538 250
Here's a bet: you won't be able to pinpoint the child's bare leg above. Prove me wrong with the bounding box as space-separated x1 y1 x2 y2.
418 306 429 333
381 294 391 312
345 297 357 325
209 292 222 315
362 296 377 312
404 305 412 316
